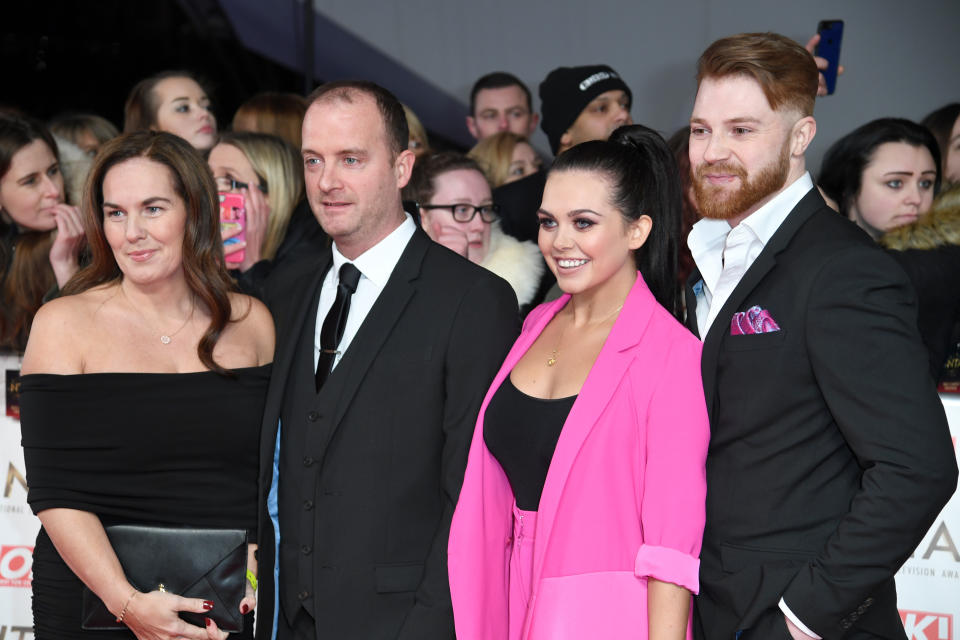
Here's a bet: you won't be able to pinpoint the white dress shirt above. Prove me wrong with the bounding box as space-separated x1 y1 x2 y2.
688 172 814 338
688 172 822 640
313 214 416 370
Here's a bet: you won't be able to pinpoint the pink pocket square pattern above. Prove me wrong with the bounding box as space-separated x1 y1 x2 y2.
730 306 781 335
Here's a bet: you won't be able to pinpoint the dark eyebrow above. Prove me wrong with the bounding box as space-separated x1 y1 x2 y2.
726 117 762 125
102 197 173 209
882 171 930 176
537 208 602 217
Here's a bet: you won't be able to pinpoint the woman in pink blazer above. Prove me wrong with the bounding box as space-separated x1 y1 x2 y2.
448 125 709 640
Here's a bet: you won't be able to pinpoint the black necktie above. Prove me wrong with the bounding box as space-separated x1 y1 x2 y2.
315 262 362 391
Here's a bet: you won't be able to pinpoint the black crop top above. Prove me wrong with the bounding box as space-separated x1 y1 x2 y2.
483 375 576 511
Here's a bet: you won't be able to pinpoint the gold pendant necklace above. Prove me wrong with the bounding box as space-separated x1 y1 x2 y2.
546 303 623 367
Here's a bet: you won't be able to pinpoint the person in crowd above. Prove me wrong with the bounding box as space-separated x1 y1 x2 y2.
232 92 308 150
49 112 120 157
493 64 632 244
405 151 544 308
819 118 940 240
466 71 539 142
685 32 957 640
207 131 326 298
19 130 274 639
402 104 431 158
50 134 94 210
667 127 700 290
921 102 960 185
256 80 518 640
449 125 706 640
881 183 960 379
0 114 85 352
124 70 218 151
468 131 542 188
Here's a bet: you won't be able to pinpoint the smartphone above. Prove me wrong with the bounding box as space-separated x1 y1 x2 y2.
219 192 246 264
815 20 844 95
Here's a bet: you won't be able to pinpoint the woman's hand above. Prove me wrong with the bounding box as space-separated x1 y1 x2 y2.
222 186 269 273
48 203 86 287
426 218 469 258
122 590 224 640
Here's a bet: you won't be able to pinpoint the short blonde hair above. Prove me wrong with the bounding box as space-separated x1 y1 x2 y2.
216 132 304 260
402 104 430 156
468 131 528 188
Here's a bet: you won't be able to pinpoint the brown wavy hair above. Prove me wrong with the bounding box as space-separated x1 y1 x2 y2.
63 131 236 374
0 114 61 352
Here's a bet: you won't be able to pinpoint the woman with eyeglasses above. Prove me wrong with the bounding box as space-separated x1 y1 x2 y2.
404 152 544 308
207 131 326 297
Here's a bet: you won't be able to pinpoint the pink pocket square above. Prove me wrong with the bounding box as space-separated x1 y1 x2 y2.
730 306 781 335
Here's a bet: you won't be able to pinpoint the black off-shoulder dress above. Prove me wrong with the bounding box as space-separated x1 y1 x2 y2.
19 365 271 639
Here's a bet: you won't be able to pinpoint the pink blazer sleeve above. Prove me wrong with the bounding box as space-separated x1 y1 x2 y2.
634 332 709 593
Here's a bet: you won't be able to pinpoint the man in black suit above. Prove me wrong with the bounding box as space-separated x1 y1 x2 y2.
255 80 519 639
685 33 958 639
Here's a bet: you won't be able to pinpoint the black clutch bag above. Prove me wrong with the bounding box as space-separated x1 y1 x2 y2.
81 524 248 632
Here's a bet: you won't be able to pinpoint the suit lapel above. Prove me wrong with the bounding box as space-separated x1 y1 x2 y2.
533 276 656 581
320 230 429 448
699 188 822 416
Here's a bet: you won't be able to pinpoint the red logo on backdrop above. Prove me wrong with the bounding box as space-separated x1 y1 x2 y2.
901 611 953 640
0 545 32 587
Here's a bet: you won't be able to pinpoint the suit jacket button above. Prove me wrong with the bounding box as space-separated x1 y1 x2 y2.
303 500 314 510
303 456 314 467
298 590 310 600
301 545 312 555
307 411 319 422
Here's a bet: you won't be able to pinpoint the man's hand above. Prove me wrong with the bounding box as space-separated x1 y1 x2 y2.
805 34 845 97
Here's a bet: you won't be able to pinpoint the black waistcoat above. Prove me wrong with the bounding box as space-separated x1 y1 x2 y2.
277 269 344 622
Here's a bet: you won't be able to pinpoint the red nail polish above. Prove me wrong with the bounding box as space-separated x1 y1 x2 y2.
241 603 249 614
205 617 213 627
202 600 214 610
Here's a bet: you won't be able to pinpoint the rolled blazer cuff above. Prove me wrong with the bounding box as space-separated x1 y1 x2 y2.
634 543 700 594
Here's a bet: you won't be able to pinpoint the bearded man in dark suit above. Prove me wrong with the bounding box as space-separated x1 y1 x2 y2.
685 33 957 640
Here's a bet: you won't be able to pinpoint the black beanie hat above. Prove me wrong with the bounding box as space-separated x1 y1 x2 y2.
539 64 632 155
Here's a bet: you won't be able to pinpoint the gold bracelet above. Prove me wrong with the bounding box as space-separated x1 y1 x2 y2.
115 589 139 624
246 569 258 591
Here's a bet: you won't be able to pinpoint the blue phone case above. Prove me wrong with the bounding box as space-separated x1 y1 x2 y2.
815 20 844 95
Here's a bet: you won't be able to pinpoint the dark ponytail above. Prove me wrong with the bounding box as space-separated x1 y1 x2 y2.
550 124 682 318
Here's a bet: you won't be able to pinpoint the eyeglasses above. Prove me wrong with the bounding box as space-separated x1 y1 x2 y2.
215 176 269 195
420 203 500 223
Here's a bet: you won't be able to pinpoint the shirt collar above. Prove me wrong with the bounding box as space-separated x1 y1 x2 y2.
738 172 814 244
331 213 416 288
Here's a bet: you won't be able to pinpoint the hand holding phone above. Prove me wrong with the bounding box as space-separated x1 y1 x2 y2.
813 20 844 96
219 193 246 264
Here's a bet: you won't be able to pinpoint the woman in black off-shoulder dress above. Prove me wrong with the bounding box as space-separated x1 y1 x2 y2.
19 132 275 640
